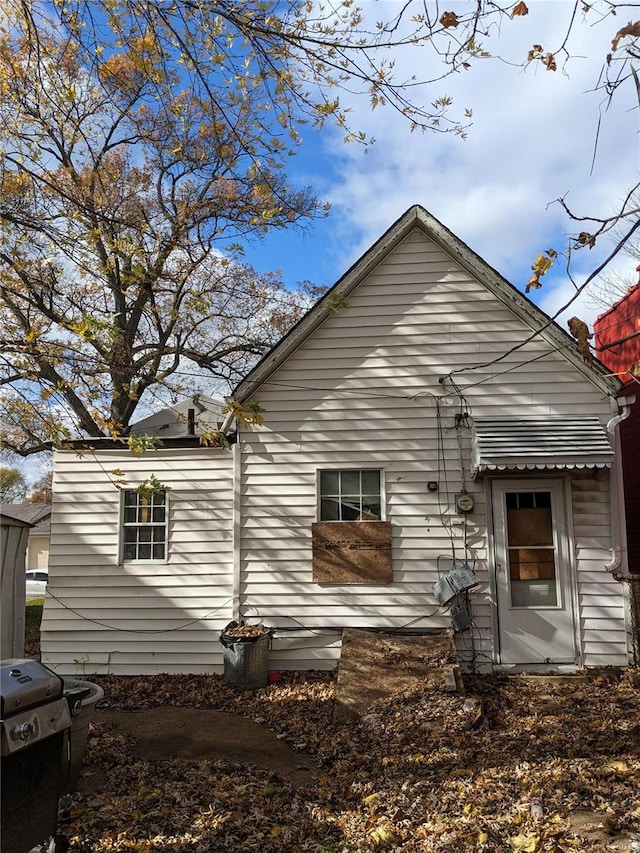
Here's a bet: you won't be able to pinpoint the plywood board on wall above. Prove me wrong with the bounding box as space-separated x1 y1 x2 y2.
312 521 392 584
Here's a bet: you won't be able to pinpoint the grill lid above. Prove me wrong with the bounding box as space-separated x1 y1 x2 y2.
0 659 64 717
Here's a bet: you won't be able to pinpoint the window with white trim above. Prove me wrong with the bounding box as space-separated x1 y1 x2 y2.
319 469 382 521
122 490 167 561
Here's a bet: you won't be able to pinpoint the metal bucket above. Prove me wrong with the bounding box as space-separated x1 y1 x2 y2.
220 629 271 690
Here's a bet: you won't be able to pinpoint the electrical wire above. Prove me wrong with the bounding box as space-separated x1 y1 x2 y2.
435 398 457 559
444 214 640 381
44 590 238 633
45 586 448 640
12 312 619 461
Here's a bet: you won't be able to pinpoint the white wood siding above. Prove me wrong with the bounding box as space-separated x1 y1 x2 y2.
238 228 627 670
42 446 234 675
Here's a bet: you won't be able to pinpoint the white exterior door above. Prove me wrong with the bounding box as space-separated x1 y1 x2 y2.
491 479 577 666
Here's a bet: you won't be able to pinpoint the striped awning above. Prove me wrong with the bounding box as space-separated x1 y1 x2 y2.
471 416 613 474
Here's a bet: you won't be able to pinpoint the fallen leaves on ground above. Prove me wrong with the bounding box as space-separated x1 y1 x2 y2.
60 670 640 852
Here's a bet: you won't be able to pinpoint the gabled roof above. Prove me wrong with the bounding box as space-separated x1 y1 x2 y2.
1 503 50 528
127 395 225 438
231 205 620 405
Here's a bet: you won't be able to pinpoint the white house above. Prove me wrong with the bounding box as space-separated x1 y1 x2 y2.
41 206 633 675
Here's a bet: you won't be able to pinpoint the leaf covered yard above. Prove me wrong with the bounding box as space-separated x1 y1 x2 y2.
62 670 639 852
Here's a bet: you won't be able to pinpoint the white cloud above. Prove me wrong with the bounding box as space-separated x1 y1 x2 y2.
286 1 639 318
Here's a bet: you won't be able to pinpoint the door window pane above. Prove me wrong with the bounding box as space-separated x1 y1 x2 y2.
506 491 557 607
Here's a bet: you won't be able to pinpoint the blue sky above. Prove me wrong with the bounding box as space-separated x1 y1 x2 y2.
238 1 639 328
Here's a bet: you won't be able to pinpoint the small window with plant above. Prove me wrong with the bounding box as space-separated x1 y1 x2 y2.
122 477 168 561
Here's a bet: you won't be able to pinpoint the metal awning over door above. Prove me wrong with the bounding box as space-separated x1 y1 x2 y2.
471 416 613 475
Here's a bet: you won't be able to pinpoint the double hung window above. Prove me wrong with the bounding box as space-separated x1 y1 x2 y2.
122 490 167 561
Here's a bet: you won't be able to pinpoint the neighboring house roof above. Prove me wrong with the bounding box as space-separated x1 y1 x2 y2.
230 205 621 408
0 508 33 528
53 394 232 452
128 395 226 438
1 503 50 530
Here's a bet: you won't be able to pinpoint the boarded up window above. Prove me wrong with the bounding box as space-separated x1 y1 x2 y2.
312 521 392 584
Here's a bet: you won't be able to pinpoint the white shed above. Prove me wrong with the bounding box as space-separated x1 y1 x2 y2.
1 507 32 659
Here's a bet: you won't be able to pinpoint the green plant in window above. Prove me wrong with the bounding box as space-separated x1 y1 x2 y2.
135 474 168 499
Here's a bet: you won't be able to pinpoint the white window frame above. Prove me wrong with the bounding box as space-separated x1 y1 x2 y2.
317 468 385 521
121 488 169 563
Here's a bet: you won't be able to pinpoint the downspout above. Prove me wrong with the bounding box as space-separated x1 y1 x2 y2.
221 400 241 623
605 395 635 572
232 440 241 623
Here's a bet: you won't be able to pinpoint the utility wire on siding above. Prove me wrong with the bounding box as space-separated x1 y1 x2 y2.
43 591 447 638
43 590 238 633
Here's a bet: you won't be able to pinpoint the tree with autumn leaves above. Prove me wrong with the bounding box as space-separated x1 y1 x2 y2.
0 2 326 455
1 1 639 456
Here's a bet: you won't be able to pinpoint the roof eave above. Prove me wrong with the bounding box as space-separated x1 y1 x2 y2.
52 435 235 452
413 208 621 398
471 459 613 477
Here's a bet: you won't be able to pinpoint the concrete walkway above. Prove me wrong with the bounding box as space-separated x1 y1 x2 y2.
94 706 318 786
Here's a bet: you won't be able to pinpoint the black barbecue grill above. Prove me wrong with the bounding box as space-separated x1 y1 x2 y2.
1 659 71 853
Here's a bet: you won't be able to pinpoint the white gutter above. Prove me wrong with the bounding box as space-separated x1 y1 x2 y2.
605 395 635 573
